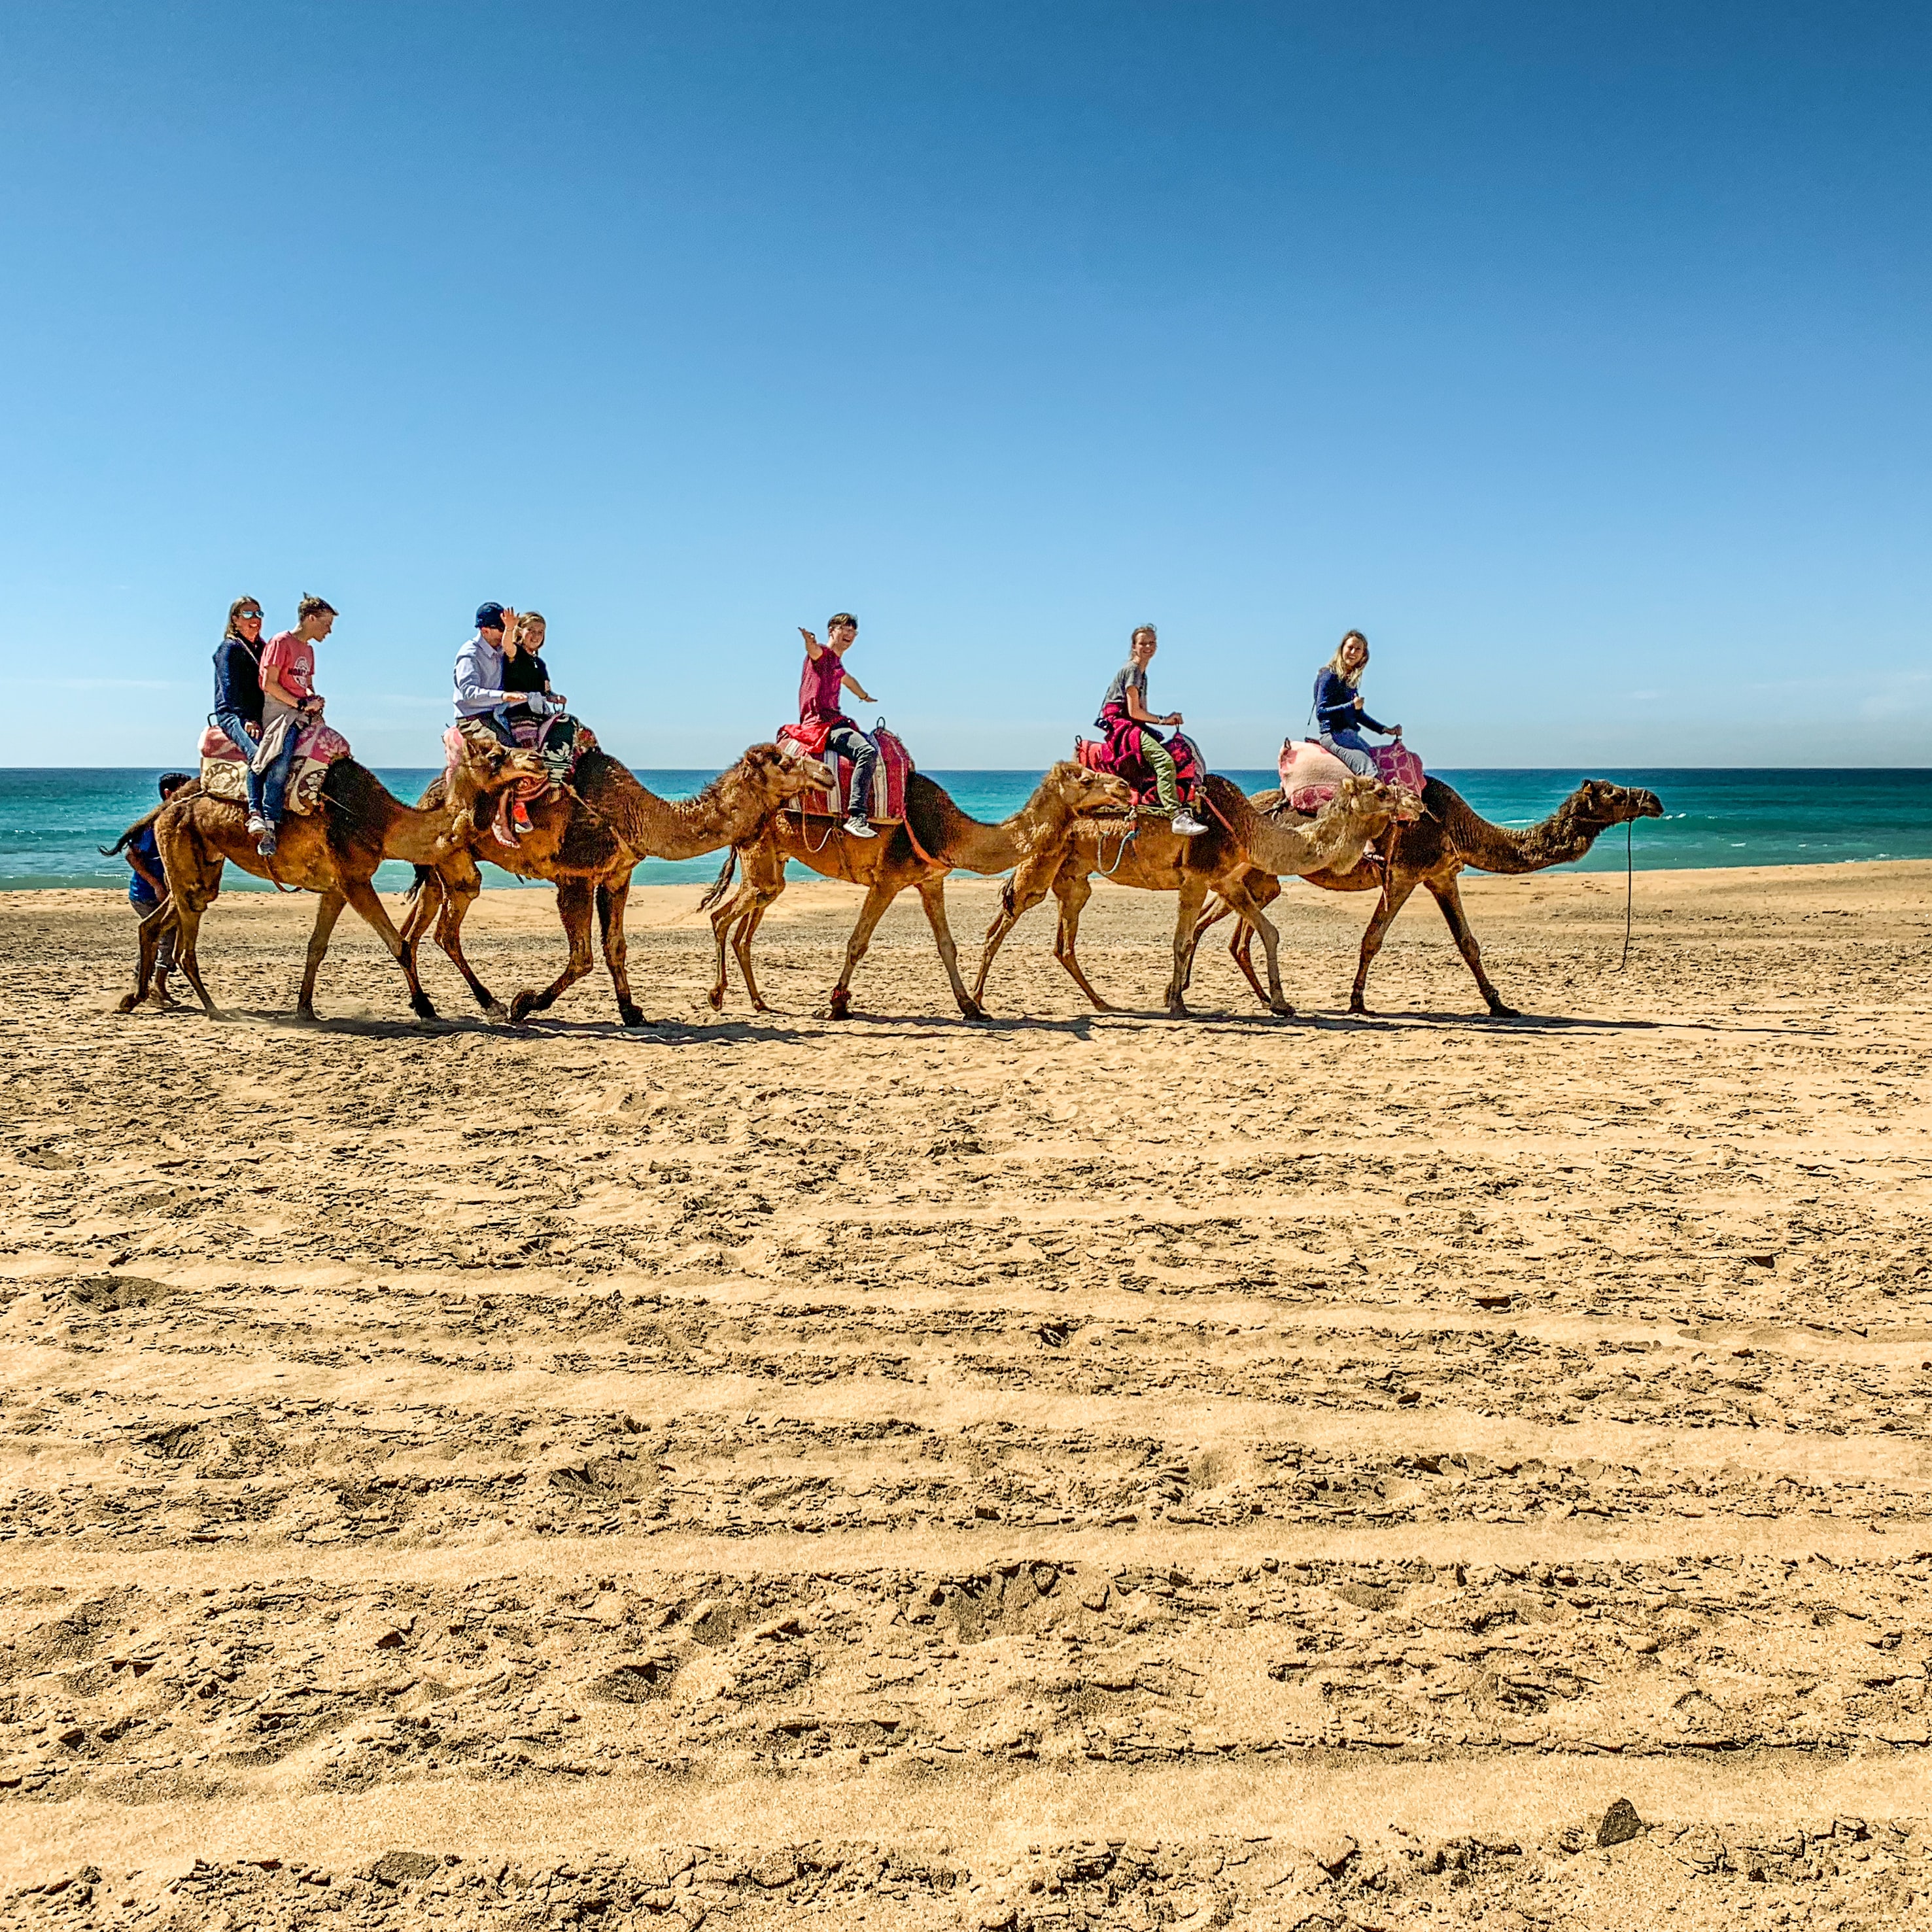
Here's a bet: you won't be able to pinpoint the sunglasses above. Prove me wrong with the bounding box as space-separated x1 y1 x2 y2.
237 610 262 621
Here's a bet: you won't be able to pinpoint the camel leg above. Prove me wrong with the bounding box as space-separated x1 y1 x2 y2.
912 878 986 1022
118 899 172 1014
509 878 596 1024
1163 879 1212 1018
1428 874 1519 1018
296 889 348 1019
337 876 438 1021
708 883 751 1009
1051 872 1117 1013
595 876 648 1027
1349 873 1422 1015
969 858 1061 1009
731 896 784 1014
1230 920 1268 1009
823 877 905 1020
426 868 506 1017
169 896 220 1019
710 844 784 1013
1217 879 1292 1016
1182 875 1281 1003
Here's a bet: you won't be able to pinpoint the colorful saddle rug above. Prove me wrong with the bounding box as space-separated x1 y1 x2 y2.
1277 737 1425 812
1074 706 1206 812
775 723 912 821
197 721 351 816
463 711 591 784
1371 741 1425 794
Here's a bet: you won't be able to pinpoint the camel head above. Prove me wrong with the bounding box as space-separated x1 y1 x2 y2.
1329 772 1423 835
1570 778 1664 827
741 742 837 808
1035 759 1136 823
446 738 550 846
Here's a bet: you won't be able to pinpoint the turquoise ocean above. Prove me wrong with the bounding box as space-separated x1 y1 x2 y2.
4 767 1930 895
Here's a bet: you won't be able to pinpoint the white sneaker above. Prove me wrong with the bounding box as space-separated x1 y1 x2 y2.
245 814 269 837
844 816 877 838
1171 809 1208 837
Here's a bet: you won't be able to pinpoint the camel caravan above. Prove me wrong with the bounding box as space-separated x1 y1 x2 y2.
109 602 1663 1026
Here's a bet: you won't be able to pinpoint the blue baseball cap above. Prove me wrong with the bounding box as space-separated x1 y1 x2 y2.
475 602 507 632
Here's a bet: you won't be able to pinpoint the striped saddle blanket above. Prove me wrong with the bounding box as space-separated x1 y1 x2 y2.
776 725 912 821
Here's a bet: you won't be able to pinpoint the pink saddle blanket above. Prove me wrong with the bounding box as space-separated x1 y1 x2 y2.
199 721 351 766
1371 742 1425 793
1277 736 1424 810
1277 739 1354 811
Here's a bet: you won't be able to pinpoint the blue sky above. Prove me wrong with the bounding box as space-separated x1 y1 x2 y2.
3 1 1927 768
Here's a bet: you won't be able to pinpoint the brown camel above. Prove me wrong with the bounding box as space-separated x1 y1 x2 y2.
700 762 1135 1020
1195 775 1665 1018
402 743 833 1026
971 772 1417 1019
111 740 547 1022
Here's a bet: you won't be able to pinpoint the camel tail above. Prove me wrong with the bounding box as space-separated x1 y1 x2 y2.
404 865 435 907
697 846 738 913
99 800 168 857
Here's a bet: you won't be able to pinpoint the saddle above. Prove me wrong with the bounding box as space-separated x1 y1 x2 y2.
1075 714 1206 813
775 724 913 821
197 721 351 816
1277 738 1425 812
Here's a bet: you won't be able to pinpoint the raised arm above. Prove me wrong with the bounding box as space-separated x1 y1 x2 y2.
799 626 825 661
842 671 876 704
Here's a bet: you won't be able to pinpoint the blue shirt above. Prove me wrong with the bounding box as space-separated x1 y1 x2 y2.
1314 666 1387 737
127 825 164 908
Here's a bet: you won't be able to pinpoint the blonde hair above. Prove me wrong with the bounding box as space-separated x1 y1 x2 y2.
510 610 545 650
1324 629 1369 687
224 596 262 640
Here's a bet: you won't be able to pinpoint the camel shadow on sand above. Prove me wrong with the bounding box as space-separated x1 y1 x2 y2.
200 1007 821 1048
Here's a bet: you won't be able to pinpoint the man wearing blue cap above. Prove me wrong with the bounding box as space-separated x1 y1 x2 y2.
454 603 523 740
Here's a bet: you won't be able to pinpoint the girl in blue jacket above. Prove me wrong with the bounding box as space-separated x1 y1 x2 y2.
1313 630 1402 776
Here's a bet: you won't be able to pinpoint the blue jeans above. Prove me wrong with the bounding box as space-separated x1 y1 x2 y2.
1319 729 1379 777
257 715 302 824
825 721 880 821
211 711 266 818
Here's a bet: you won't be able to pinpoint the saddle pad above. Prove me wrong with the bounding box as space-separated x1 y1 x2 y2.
1279 738 1353 812
1371 741 1424 793
779 725 911 821
197 753 332 816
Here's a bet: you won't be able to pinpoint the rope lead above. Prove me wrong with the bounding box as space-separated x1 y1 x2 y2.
1617 819 1633 969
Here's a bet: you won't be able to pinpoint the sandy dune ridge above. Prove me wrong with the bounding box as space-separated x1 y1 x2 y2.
1 863 1930 1927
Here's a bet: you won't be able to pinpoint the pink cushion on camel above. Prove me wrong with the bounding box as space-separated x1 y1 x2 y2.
1278 738 1353 812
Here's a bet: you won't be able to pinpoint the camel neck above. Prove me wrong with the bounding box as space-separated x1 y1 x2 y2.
584 757 770 863
381 791 474 864
1446 789 1608 874
1244 796 1384 879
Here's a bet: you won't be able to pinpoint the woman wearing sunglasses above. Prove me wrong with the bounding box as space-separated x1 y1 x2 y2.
211 596 269 824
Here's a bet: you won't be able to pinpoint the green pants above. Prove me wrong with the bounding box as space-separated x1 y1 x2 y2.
1141 733 1181 813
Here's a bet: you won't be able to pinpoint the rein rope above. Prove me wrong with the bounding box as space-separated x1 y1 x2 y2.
791 807 837 854
1095 817 1139 876
1617 819 1634 970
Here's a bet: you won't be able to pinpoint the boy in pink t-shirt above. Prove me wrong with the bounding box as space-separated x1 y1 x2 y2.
250 595 336 855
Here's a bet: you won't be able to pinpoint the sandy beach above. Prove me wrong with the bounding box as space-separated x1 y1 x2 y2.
2 859 1930 1928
